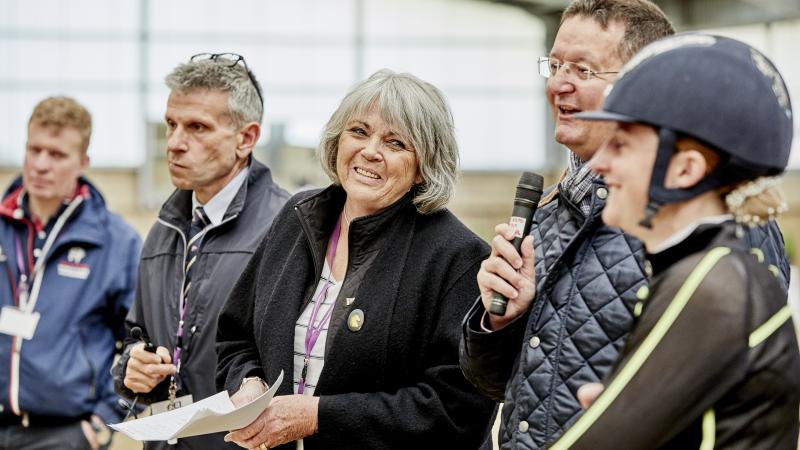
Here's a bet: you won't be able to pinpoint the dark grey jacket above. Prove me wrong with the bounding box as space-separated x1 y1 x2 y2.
216 186 496 450
460 179 789 449
113 159 289 450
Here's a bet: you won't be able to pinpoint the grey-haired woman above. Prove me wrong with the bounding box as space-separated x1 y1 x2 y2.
216 69 495 450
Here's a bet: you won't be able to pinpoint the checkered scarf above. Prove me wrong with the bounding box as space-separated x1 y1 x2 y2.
559 152 598 216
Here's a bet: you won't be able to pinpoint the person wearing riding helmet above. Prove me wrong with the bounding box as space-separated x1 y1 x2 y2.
549 34 800 450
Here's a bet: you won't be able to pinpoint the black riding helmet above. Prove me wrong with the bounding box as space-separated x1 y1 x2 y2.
577 33 793 226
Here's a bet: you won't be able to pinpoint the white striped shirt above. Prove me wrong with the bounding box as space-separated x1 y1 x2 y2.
293 259 341 450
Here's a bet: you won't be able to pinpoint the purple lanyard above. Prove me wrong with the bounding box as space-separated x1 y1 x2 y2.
298 214 343 394
13 235 29 306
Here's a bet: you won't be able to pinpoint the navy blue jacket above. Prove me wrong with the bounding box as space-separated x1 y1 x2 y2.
0 177 141 423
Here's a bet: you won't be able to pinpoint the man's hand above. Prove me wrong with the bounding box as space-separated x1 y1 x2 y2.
224 395 319 449
478 222 537 330
80 415 108 450
123 342 176 393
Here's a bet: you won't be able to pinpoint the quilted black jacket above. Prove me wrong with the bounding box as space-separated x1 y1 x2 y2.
460 179 789 449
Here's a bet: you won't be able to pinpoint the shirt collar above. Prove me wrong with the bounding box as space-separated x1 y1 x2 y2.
648 214 733 255
192 166 250 226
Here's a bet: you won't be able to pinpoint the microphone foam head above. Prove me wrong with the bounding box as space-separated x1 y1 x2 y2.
130 326 143 340
516 172 544 203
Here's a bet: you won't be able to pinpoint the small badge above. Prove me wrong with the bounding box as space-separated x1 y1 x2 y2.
58 247 90 279
345 297 355 306
347 309 364 332
67 247 86 263
0 306 40 339
58 262 91 279
150 394 194 415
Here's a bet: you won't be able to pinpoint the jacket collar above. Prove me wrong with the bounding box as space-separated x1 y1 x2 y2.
646 220 733 277
294 185 415 273
158 158 271 227
0 176 108 247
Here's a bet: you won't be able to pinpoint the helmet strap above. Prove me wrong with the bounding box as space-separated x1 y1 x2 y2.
637 201 661 229
638 127 678 228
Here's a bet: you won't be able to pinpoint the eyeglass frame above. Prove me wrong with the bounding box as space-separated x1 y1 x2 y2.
538 56 619 82
190 52 264 107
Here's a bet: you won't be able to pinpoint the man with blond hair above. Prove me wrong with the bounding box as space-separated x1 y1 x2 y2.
0 96 142 449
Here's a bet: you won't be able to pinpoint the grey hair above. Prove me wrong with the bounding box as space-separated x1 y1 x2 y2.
318 69 458 214
165 56 263 128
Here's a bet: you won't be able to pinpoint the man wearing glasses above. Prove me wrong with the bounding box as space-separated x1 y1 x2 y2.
113 53 289 449
460 1 789 449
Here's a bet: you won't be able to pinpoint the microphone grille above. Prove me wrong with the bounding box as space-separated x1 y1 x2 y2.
516 172 544 203
130 326 143 340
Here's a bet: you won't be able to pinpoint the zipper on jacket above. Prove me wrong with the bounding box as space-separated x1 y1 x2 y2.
156 213 238 361
77 329 97 399
294 206 326 311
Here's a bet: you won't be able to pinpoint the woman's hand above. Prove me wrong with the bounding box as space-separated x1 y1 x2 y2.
224 395 320 449
478 222 537 330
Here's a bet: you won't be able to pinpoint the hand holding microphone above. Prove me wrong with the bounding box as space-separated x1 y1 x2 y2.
123 326 175 394
478 172 544 327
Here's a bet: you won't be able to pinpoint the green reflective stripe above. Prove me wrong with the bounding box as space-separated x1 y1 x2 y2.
749 305 792 348
750 248 764 263
550 247 730 450
700 409 716 450
768 265 780 278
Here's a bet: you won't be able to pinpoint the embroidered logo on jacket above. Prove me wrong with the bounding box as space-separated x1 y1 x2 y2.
57 247 91 279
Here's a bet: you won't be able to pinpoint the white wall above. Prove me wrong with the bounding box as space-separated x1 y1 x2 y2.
0 0 547 171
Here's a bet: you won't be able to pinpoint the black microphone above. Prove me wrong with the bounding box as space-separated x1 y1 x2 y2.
121 327 157 420
489 172 544 316
130 326 156 353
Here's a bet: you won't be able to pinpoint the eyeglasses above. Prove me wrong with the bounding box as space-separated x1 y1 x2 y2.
190 52 263 106
538 57 619 81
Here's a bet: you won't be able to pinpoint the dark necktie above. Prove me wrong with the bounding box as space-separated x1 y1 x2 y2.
173 206 209 394
184 206 209 296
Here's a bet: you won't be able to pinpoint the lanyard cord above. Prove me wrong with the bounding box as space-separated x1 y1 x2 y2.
13 196 84 313
298 213 343 394
6 195 84 417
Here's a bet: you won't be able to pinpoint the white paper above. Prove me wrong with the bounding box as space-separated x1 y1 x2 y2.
110 371 283 441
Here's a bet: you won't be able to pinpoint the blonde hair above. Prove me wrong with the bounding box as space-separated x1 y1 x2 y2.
28 96 92 152
675 136 787 226
725 177 787 227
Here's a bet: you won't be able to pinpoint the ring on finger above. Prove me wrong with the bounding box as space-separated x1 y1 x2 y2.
260 444 268 450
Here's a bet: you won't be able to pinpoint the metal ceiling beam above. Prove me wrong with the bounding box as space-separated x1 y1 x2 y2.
481 0 800 30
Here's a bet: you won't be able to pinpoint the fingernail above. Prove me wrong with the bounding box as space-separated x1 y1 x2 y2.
223 434 231 442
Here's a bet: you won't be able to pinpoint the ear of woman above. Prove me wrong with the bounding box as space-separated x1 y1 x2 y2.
664 148 709 190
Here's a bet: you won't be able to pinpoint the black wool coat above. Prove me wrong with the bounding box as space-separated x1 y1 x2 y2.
217 186 496 449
